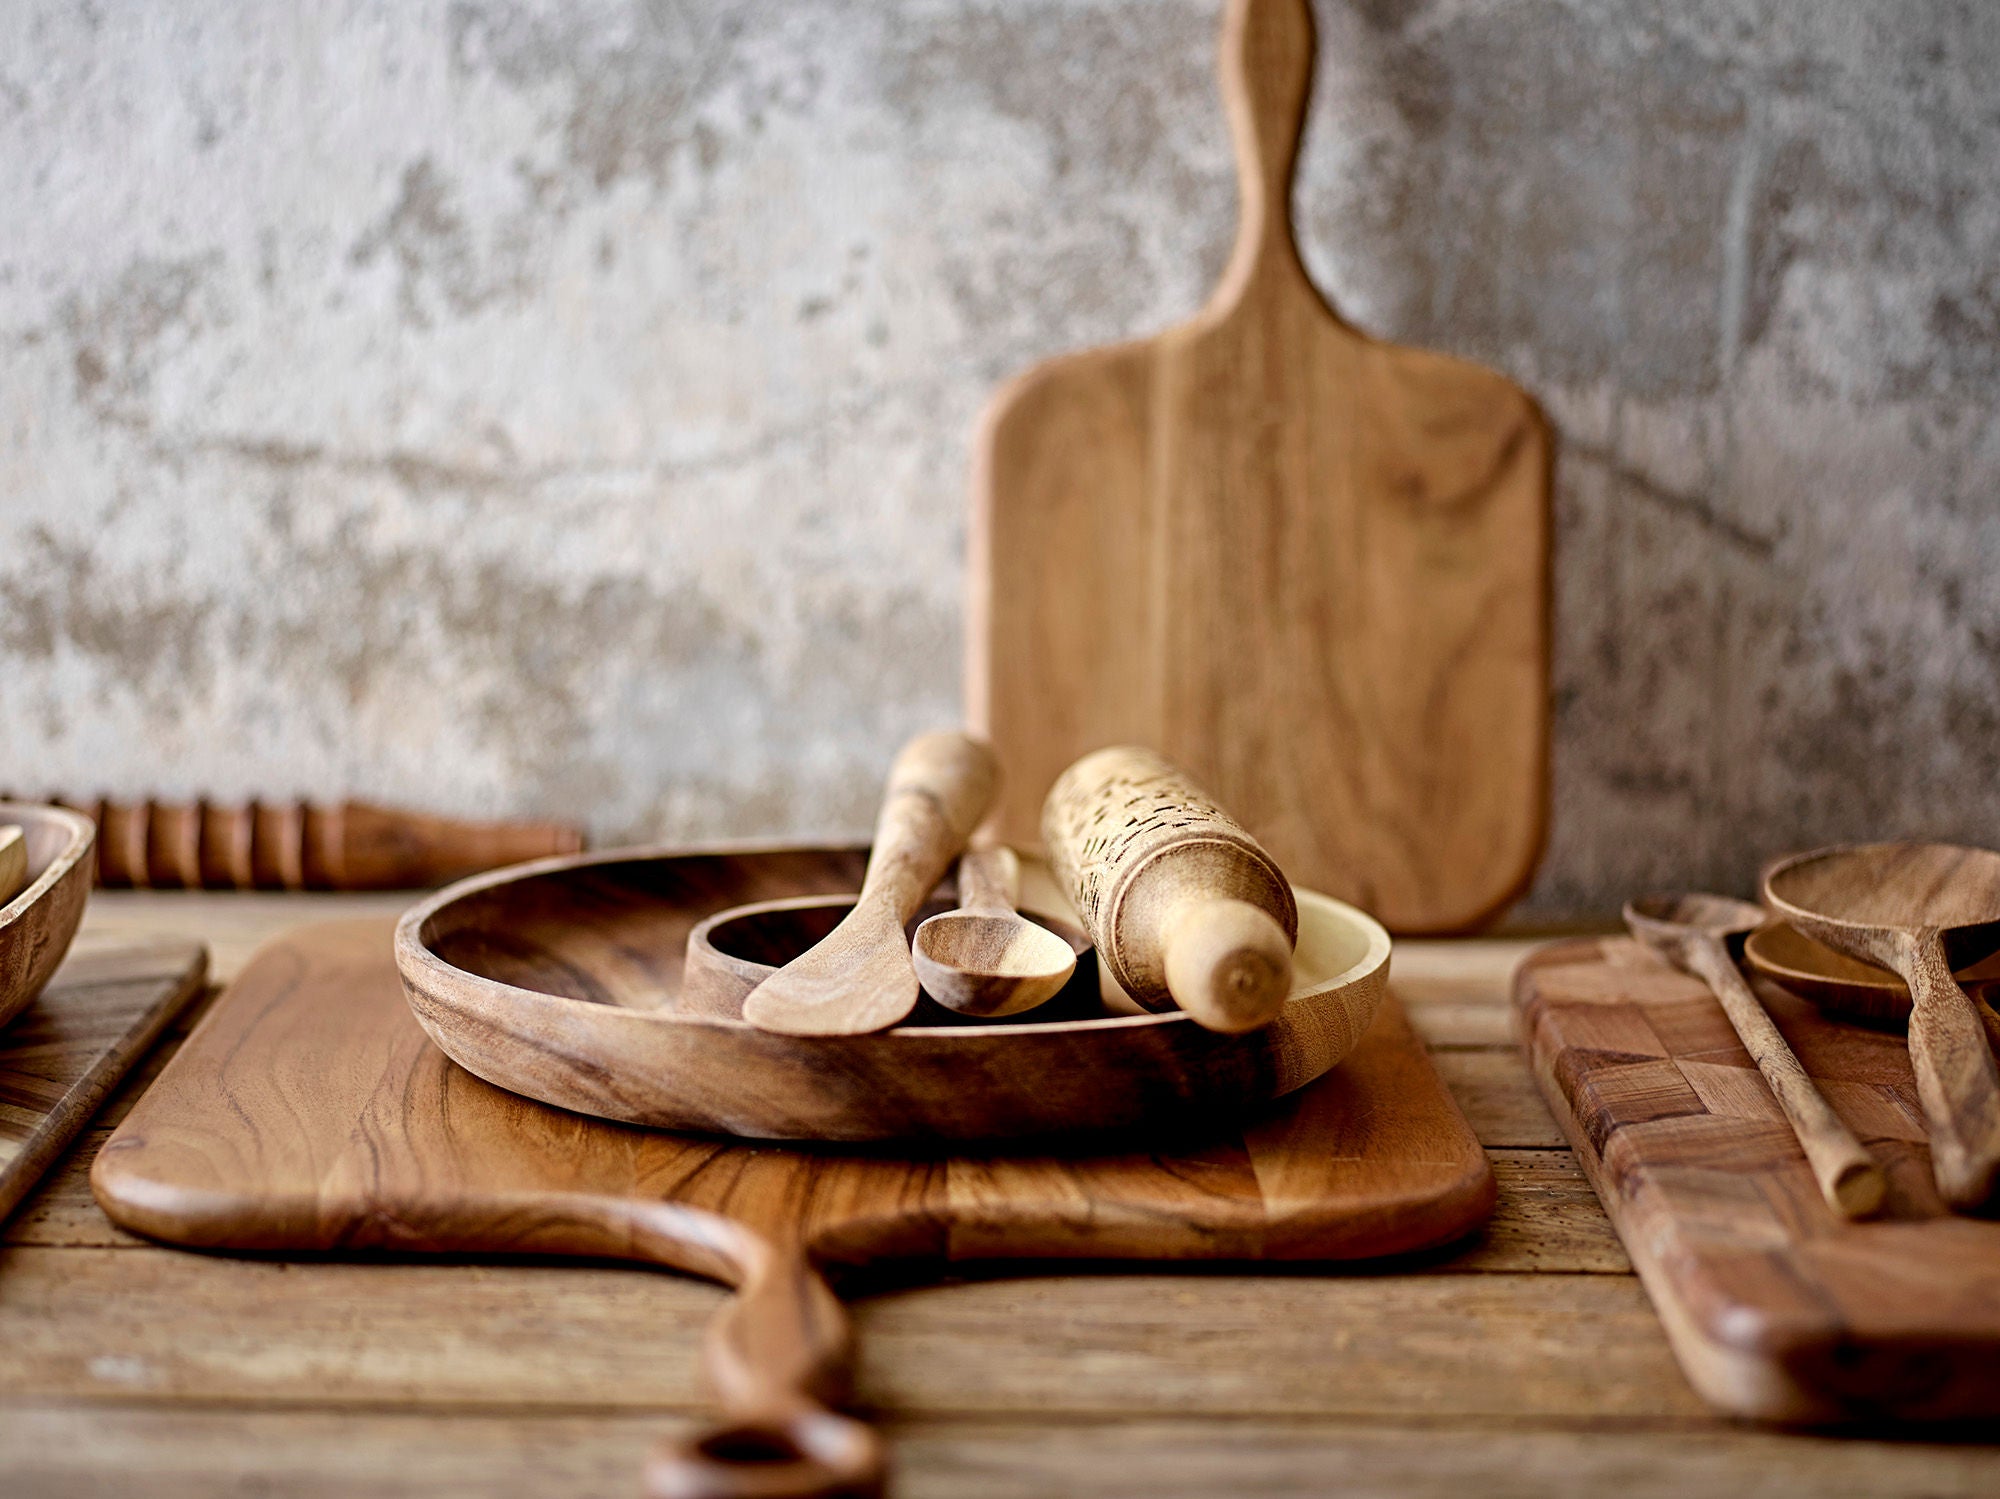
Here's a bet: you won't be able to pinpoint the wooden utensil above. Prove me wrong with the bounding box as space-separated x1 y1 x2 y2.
1517 935 2000 1423
0 937 205 1223
911 843 1078 1017
0 803 96 1032
741 733 1000 1036
397 844 1390 1142
691 888 1093 1023
967 0 1551 936
1762 843 2000 1210
1623 895 1884 1219
101 917 1492 1499
1744 920 2000 1053
1043 747 1296 1034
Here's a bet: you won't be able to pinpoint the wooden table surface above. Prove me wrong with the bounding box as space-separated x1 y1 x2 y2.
4 893 1996 1496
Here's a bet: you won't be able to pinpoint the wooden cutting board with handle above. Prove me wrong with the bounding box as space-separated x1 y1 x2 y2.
968 0 1551 933
1516 935 2000 1424
94 917 1492 1499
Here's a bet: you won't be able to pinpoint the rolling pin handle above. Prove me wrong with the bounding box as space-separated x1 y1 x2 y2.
1163 896 1294 1034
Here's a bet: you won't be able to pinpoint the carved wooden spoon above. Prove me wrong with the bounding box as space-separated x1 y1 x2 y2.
1763 842 2000 1211
1625 893 1885 1219
912 843 1077 1018
742 732 1000 1037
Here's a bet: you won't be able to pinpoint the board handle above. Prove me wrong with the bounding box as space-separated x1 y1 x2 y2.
1216 0 1315 295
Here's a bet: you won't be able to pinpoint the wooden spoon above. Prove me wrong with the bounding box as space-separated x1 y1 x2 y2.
1624 894 1885 1219
1744 920 2000 1054
1763 843 2000 1210
741 732 1000 1036
912 843 1078 1018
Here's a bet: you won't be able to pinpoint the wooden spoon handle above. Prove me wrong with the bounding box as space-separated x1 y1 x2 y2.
1898 931 2000 1210
858 732 1001 922
1685 937 1885 1219
955 842 1020 915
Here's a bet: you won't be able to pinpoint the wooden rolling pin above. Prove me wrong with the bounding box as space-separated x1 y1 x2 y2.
2 796 583 891
1042 746 1298 1033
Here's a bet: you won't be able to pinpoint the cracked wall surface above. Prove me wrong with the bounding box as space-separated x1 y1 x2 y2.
2 0 1996 917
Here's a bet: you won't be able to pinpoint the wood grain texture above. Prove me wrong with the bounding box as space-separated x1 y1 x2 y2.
0 803 97 1032
911 844 1077 1018
1624 895 1884 1219
1516 934 2000 1423
1764 843 2000 1209
3 794 582 890
95 916 1492 1498
396 844 1391 1143
967 0 1550 935
1043 746 1297 1032
0 937 205 1223
741 731 999 1036
1745 920 2000 1052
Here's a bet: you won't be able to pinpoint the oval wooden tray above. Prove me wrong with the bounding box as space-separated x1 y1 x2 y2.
394 844 1391 1142
0 803 97 1031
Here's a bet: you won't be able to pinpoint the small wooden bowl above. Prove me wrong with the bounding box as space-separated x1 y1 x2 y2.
395 844 1391 1143
0 803 97 1031
680 894 1099 1022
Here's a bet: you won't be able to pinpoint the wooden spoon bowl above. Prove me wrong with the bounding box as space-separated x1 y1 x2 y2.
0 803 97 1031
395 843 1391 1143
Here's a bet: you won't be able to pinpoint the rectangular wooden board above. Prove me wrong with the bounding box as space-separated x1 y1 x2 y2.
1515 936 2000 1423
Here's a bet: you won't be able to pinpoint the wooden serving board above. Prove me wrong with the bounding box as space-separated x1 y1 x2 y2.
967 0 1550 935
2 937 206 1223
96 918 1491 1499
1515 936 2000 1425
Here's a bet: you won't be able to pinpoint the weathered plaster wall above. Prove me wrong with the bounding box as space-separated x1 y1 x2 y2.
3 0 1996 915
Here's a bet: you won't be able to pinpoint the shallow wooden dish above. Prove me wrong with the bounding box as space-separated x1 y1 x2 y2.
0 803 97 1032
395 844 1392 1142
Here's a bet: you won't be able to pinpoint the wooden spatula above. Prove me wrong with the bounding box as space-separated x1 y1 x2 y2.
741 732 1000 1036
968 0 1551 934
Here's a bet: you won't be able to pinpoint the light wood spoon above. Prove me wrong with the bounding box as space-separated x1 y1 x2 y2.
912 843 1077 1018
1625 894 1885 1219
741 732 1000 1037
1763 842 2000 1211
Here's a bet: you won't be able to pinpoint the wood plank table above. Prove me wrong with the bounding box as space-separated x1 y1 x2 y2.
4 893 1996 1496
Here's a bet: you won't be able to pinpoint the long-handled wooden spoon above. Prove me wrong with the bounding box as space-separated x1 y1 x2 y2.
912 842 1077 1018
741 732 1000 1037
1763 843 2000 1210
1625 894 1885 1219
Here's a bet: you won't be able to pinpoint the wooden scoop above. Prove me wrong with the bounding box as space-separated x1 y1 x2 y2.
1763 842 2000 1210
912 843 1078 1018
741 732 1000 1036
1744 921 2000 1054
1624 894 1884 1219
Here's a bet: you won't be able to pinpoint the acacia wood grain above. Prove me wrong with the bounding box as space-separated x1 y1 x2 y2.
397 845 1391 1143
742 732 1000 1036
1624 895 1883 1219
911 844 1078 1018
967 0 1550 936
94 915 1491 1497
1745 920 2000 1052
1763 843 2000 1209
0 938 205 1223
1517 934 2000 1422
0 803 97 1032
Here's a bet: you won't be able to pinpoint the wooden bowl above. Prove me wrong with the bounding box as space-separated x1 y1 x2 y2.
0 803 97 1031
395 844 1391 1143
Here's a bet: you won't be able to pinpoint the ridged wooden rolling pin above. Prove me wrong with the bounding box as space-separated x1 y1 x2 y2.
2 795 583 891
1042 746 1298 1033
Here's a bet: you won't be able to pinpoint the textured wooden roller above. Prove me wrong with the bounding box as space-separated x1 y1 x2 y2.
3 796 584 891
1042 746 1299 1033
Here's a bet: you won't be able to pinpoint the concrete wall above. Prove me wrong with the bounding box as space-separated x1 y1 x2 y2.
3 0 1996 916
